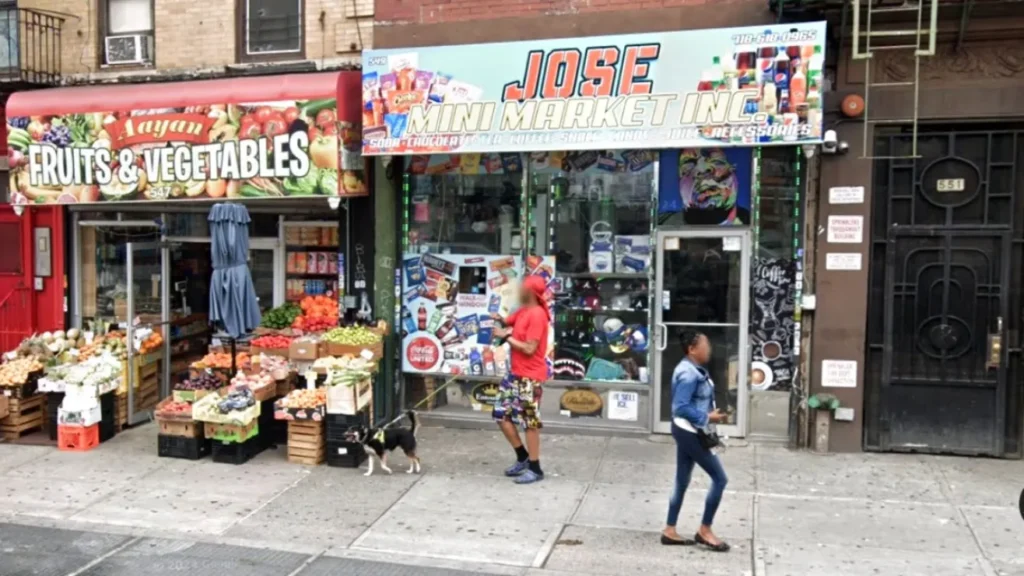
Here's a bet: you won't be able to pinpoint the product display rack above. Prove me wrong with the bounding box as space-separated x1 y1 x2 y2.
283 221 341 302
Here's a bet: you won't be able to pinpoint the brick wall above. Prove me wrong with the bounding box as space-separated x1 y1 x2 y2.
373 0 771 48
19 0 373 79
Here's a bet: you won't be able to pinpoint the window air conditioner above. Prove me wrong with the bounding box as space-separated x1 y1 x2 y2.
104 34 154 65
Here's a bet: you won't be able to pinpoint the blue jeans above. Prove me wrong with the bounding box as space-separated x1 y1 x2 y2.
666 423 728 527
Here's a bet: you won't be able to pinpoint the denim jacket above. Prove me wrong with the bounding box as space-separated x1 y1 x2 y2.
671 358 715 430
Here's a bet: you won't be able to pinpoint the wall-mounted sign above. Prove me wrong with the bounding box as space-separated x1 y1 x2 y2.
828 186 864 205
362 22 828 155
826 215 863 244
821 359 857 388
608 390 639 421
825 252 862 271
559 387 604 418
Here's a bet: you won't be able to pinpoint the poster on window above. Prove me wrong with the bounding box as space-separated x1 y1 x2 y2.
657 148 752 225
750 257 797 391
405 153 524 175
400 253 556 375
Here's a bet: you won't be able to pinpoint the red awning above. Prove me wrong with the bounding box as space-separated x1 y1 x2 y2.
7 72 343 117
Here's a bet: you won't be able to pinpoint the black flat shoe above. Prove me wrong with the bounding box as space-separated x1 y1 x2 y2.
694 533 730 552
661 534 695 546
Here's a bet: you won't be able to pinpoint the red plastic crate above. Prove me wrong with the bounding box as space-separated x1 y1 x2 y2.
57 424 100 452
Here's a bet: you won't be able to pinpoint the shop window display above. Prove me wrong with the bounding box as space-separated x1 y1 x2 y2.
531 151 656 384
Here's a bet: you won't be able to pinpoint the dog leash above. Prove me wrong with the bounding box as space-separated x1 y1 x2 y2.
376 373 464 431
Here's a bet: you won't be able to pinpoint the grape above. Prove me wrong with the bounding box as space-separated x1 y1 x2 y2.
43 124 71 147
9 117 29 129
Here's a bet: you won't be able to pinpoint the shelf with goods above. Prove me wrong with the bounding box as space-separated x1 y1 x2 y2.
283 222 340 303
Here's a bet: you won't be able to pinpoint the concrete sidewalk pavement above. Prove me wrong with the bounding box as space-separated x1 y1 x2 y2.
0 424 1022 576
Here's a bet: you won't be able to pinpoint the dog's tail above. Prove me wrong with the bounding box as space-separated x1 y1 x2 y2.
407 410 419 437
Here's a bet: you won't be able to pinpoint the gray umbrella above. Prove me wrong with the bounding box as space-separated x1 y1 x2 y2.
208 203 261 338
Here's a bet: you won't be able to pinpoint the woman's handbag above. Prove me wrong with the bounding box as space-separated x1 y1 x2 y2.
697 428 721 450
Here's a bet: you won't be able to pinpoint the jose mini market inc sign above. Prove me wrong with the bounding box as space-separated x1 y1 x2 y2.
361 22 827 155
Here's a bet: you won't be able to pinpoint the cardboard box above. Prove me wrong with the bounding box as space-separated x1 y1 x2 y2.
290 340 320 361
0 395 8 420
325 341 384 360
326 379 373 415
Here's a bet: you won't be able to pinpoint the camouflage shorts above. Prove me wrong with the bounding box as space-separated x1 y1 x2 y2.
492 374 543 430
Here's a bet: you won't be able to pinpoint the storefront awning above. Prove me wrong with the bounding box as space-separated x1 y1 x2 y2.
6 71 365 206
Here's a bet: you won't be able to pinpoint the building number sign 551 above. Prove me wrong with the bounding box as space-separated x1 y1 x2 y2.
936 178 966 192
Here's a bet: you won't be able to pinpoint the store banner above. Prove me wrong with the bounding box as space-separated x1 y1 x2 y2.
361 22 827 155
7 98 367 205
400 253 555 375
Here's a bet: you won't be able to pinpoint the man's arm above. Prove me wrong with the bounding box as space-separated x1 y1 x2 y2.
507 311 543 356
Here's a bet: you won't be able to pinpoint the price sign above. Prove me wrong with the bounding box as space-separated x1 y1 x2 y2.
304 370 316 390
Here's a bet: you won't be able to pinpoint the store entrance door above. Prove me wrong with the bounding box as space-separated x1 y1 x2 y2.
653 230 751 437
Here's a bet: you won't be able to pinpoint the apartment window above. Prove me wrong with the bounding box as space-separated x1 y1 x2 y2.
240 0 303 61
102 0 154 65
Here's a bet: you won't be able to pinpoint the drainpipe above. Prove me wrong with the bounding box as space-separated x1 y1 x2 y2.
791 151 820 450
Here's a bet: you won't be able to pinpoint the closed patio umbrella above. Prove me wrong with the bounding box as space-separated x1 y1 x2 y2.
208 203 261 339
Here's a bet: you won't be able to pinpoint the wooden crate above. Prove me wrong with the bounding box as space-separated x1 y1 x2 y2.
158 419 203 438
0 394 44 440
287 420 324 465
0 396 8 420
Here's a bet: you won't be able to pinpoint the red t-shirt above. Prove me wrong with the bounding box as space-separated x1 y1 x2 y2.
505 305 549 381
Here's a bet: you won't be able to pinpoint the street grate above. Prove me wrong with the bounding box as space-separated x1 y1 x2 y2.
300 556 505 576
80 538 310 576
0 523 131 576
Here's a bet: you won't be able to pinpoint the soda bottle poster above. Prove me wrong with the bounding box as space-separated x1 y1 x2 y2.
400 253 556 375
656 147 752 225
362 22 827 155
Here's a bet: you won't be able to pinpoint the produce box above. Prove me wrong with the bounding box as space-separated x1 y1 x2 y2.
211 435 264 465
158 434 211 460
287 420 325 465
37 377 65 393
160 419 203 438
57 404 102 427
191 391 260 425
326 440 367 468
155 397 194 421
326 379 373 416
325 341 384 360
189 367 231 385
250 347 290 358
172 389 216 403
0 396 8 420
0 370 42 399
204 420 259 443
0 394 44 440
274 403 325 421
289 340 320 361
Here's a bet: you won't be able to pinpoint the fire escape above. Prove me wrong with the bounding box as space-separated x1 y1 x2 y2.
0 5 65 88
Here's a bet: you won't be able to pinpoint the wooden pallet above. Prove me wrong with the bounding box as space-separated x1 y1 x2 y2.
287 420 324 465
0 394 44 440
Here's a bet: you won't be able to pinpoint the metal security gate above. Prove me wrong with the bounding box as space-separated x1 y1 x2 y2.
866 127 1024 457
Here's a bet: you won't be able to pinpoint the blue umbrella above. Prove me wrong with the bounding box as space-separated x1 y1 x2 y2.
208 203 261 338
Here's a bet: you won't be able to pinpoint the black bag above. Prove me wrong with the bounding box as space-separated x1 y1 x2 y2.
697 428 721 450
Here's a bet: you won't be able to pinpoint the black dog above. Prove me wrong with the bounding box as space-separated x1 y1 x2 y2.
348 410 421 476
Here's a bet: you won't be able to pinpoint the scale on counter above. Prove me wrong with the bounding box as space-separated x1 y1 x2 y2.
174 280 190 316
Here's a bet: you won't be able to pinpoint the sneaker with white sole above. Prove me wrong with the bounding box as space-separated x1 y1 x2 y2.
514 469 544 484
504 460 529 477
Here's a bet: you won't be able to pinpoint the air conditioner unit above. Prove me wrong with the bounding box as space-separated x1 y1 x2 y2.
104 34 154 65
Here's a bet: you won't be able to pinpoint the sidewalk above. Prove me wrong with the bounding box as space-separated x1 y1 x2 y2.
0 424 1022 576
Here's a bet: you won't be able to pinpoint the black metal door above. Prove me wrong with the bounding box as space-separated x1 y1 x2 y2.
866 127 1024 457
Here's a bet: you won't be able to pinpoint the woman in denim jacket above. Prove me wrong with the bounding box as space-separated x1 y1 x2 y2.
661 330 730 552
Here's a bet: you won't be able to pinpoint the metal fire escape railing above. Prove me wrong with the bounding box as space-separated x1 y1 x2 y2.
0 6 67 86
851 0 940 159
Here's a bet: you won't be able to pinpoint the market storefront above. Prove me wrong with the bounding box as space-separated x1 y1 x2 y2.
4 70 368 430
362 23 825 436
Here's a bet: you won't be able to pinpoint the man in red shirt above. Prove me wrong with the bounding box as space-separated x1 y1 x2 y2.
492 275 550 484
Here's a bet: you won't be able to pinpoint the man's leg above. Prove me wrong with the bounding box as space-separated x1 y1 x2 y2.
515 381 544 484
494 375 530 476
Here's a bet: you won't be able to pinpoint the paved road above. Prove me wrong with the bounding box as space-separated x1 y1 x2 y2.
0 523 498 576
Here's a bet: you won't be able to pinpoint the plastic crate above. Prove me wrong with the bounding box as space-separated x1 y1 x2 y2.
99 392 116 442
157 434 211 460
211 434 265 465
57 424 100 452
326 440 367 468
46 392 65 441
325 409 370 443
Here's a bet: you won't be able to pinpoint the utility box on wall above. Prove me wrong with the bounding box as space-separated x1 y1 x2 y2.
33 227 52 278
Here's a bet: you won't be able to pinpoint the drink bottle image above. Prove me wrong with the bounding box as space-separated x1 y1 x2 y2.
761 82 778 115
756 32 776 84
470 348 483 375
483 348 495 376
720 54 738 91
790 68 807 109
696 69 714 92
402 307 416 335
779 89 791 114
709 56 725 90
774 48 790 91
417 304 427 331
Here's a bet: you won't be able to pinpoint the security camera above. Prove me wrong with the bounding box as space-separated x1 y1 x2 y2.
838 141 849 154
822 129 838 154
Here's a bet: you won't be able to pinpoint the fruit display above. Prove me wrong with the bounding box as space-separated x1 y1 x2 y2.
293 296 339 332
260 303 302 330
192 388 259 425
256 354 290 374
230 371 275 396
251 335 292 350
137 331 164 354
323 326 382 346
44 354 122 396
192 352 250 371
326 364 373 387
156 400 193 420
0 358 44 386
277 388 327 411
175 372 223 392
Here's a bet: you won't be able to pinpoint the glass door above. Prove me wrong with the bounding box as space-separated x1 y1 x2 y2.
653 230 750 437
127 242 163 426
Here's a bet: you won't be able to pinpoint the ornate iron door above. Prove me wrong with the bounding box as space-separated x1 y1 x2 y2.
866 128 1023 457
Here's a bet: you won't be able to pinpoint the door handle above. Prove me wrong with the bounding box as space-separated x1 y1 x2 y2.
657 323 668 351
987 316 1003 369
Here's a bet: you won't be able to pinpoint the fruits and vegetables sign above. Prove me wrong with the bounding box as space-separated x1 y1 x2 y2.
7 98 368 205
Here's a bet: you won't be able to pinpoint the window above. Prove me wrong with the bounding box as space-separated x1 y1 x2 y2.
241 0 303 61
101 0 154 65
0 222 20 274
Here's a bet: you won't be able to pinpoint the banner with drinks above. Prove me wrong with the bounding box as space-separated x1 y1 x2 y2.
362 22 827 155
400 253 555 375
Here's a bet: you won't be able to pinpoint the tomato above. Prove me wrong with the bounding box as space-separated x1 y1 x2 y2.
321 123 338 136
307 126 321 142
315 109 336 128
283 106 300 124
239 117 262 140
263 114 288 139
254 106 274 123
